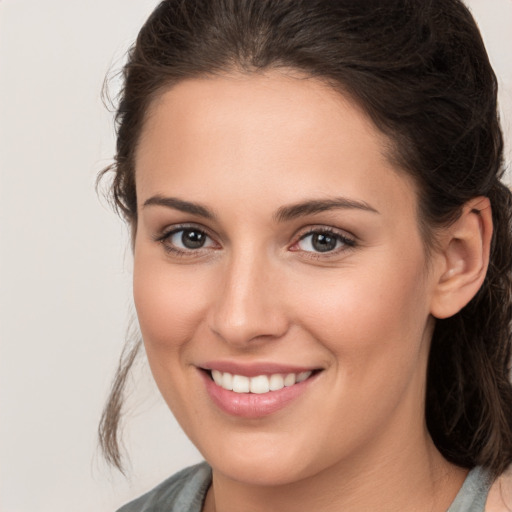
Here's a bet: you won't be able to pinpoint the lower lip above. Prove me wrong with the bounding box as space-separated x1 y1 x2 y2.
200 370 318 419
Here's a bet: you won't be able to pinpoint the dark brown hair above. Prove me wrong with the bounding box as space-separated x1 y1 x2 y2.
99 0 512 477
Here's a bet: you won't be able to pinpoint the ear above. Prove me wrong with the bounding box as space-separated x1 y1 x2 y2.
430 197 493 319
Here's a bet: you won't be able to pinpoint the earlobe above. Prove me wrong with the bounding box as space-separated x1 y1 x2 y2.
430 197 493 319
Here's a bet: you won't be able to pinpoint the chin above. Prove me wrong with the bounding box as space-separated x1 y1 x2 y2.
198 433 330 487
212 456 312 487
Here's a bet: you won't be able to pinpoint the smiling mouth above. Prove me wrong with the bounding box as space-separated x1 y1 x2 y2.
207 369 319 394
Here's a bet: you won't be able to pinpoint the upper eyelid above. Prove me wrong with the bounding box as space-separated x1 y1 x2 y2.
157 223 354 236
293 225 356 241
156 222 215 240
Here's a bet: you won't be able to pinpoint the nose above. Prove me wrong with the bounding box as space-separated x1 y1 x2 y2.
208 250 289 347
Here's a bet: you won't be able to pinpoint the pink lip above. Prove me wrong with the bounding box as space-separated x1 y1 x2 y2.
200 360 318 377
199 367 320 419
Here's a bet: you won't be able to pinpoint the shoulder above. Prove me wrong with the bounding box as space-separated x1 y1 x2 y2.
116 462 212 512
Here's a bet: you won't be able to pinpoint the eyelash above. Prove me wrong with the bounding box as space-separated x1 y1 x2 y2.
154 224 357 259
291 227 356 259
154 224 218 257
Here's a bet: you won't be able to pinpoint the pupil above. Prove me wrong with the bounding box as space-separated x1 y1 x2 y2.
182 230 205 249
312 233 337 252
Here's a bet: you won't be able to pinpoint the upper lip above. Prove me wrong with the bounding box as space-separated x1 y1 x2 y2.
199 360 321 377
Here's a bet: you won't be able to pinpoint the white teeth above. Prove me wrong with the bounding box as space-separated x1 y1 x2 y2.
221 372 233 391
232 375 250 393
269 374 285 391
284 373 296 386
212 369 223 386
297 371 312 383
250 375 270 394
210 370 313 394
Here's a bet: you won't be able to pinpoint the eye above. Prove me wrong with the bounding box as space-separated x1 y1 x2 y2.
157 226 218 254
171 228 212 249
293 229 355 254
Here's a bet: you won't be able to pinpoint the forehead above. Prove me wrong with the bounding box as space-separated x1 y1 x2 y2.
135 71 417 219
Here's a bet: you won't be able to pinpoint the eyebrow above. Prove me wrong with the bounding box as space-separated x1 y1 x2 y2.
273 197 379 222
142 195 378 222
143 195 216 219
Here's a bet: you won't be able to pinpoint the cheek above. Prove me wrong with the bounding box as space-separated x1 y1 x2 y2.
132 252 216 422
132 253 211 355
289 256 431 364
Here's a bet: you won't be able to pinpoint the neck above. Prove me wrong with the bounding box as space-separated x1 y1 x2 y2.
203 429 467 512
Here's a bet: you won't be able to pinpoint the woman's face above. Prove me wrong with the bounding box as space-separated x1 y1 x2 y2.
133 71 442 486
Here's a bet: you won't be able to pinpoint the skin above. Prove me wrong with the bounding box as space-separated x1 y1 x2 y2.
487 467 512 511
132 71 482 511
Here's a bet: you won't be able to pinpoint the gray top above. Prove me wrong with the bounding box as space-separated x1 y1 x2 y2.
448 466 491 512
116 462 492 512
117 463 211 512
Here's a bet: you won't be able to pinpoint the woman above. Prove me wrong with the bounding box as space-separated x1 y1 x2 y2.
99 0 512 510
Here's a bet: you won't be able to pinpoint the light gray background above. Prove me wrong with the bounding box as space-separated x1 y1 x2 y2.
0 1 511 511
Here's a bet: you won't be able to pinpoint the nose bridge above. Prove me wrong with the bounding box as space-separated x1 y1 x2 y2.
209 245 288 346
